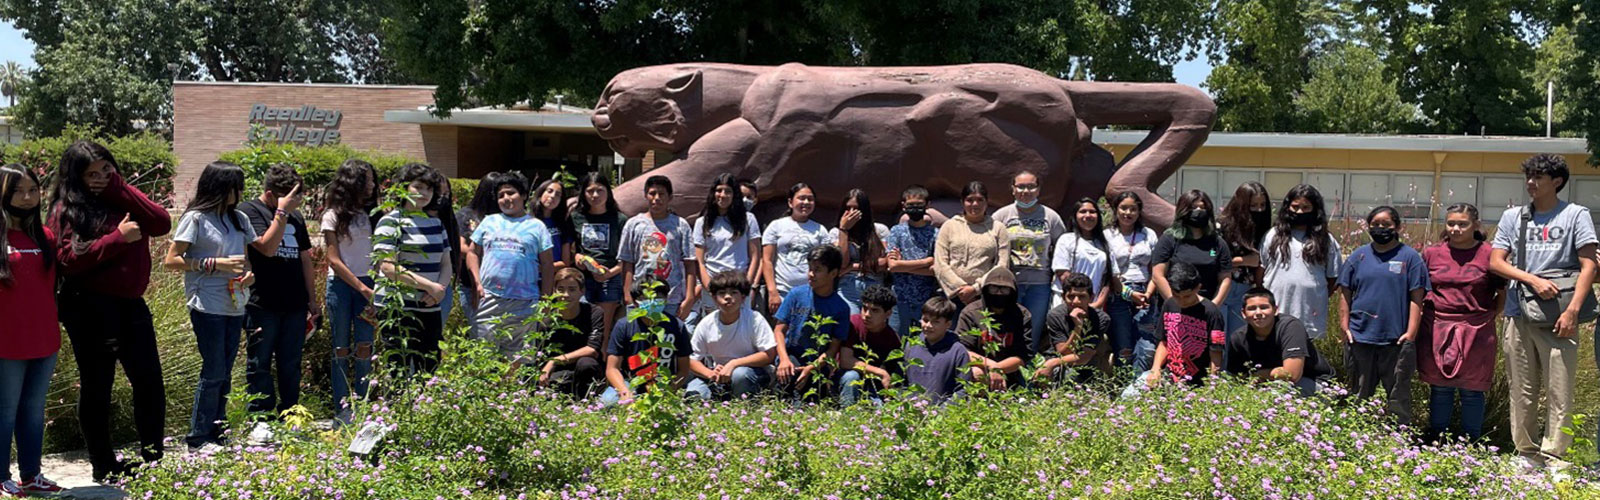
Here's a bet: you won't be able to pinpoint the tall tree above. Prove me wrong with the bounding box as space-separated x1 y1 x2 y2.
1 0 410 136
1368 0 1542 135
1295 43 1413 133
1203 0 1310 131
0 60 25 108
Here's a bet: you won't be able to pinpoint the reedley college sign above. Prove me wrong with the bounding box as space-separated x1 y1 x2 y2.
248 104 343 146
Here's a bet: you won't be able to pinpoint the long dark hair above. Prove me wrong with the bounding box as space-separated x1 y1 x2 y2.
841 188 885 273
702 173 749 238
533 178 573 241
186 162 247 232
1 164 54 284
1220 181 1270 253
465 172 503 221
50 140 117 238
1438 202 1486 242
1070 197 1109 248
325 159 378 242
1167 189 1216 240
1268 184 1332 268
575 172 620 216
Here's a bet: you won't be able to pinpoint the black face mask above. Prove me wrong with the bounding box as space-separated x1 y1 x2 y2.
3 204 32 219
1368 227 1398 245
983 290 1015 306
905 207 927 222
1184 208 1211 227
1250 210 1270 230
1288 211 1318 226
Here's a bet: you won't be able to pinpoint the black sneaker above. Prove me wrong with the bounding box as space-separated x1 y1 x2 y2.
92 459 133 483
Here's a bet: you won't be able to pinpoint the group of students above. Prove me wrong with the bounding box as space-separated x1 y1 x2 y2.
0 143 1596 493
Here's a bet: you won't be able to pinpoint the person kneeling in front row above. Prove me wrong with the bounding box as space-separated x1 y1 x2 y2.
599 277 692 407
1035 272 1113 385
1225 287 1335 397
686 271 778 401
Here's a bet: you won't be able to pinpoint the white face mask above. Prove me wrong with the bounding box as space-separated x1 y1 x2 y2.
744 198 755 211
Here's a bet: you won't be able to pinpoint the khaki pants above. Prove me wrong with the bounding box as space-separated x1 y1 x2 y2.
1502 317 1579 460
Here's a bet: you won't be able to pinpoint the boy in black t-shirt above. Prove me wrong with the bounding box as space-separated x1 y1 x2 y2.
600 278 692 407
239 164 314 415
1122 262 1225 399
1035 272 1113 384
1226 287 1333 397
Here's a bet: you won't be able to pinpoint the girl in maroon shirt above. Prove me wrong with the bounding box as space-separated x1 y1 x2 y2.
0 163 64 495
1420 203 1506 442
47 141 171 480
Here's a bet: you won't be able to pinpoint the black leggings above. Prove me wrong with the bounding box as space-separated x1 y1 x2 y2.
59 289 167 468
382 309 443 377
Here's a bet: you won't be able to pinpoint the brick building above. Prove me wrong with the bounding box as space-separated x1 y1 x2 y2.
172 81 437 201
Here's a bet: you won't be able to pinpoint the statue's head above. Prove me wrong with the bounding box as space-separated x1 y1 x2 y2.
592 67 704 158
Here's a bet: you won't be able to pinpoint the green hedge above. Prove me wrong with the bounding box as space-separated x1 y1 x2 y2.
217 142 419 210
0 125 177 206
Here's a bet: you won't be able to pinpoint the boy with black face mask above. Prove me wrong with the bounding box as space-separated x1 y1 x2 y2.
885 184 941 337
955 267 1033 391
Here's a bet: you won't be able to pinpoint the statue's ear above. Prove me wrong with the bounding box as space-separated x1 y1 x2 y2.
665 70 702 94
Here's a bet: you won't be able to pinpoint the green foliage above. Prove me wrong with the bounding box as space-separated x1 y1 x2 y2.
1205 0 1311 132
1372 0 1542 135
1296 43 1415 133
216 141 419 209
0 0 408 137
1570 4 1600 165
0 124 176 205
121 354 1600 499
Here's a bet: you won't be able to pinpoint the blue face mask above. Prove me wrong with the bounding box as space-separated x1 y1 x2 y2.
639 299 666 316
1015 198 1038 210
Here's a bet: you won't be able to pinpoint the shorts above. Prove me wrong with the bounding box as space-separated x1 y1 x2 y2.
585 274 624 304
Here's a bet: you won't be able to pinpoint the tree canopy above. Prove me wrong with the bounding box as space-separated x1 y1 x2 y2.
1 0 1593 161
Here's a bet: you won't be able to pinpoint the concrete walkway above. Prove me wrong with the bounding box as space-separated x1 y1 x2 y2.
36 450 124 500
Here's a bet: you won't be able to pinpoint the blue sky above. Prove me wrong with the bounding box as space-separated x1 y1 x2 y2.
0 22 1214 89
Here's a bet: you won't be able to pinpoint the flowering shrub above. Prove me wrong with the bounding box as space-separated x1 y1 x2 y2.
124 334 1597 500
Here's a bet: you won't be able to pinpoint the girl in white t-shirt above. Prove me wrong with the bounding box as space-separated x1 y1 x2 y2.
1103 192 1159 366
691 174 763 327
319 159 379 422
761 183 832 313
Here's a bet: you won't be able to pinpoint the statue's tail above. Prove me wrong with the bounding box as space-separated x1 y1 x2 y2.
1062 82 1215 229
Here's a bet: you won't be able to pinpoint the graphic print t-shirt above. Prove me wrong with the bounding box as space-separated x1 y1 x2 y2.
993 205 1067 286
571 210 628 269
1153 299 1225 384
1492 202 1599 317
471 213 554 301
240 200 311 312
606 315 691 383
762 217 833 294
618 213 693 305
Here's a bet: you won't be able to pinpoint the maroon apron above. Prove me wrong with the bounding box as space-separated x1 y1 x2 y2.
1417 306 1496 391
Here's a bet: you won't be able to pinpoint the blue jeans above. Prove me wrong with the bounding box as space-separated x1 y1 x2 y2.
187 310 244 447
892 290 936 338
245 308 308 416
443 284 475 326
1107 281 1155 365
327 278 375 415
1223 283 1249 342
1429 385 1486 440
838 273 881 316
0 354 56 481
1019 283 1052 353
686 366 773 401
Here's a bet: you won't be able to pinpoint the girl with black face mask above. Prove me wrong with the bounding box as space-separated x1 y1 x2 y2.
1336 205 1429 426
1260 185 1341 341
1150 189 1234 307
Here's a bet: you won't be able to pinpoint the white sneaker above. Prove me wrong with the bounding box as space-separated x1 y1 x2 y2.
248 422 276 445
1545 457 1573 482
20 474 64 496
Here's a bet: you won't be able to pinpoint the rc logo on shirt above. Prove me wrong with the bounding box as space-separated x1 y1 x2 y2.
1522 223 1570 254
1388 261 1405 274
